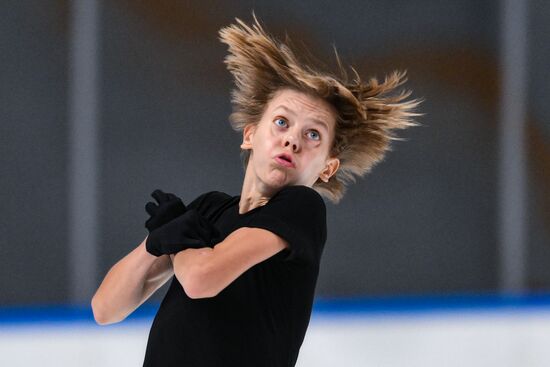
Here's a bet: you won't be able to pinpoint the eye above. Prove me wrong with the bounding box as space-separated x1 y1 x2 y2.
274 117 287 127
307 130 321 141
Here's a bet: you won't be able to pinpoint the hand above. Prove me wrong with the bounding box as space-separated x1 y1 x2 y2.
145 209 221 257
145 189 187 232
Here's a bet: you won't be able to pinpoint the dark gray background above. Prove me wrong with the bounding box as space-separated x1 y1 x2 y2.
1 0 549 305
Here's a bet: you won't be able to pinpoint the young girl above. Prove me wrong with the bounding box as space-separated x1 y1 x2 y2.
91 15 420 367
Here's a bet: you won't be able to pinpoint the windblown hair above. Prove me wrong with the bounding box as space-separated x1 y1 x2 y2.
219 14 422 204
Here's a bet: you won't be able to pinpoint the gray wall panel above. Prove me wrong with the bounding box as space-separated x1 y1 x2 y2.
5 0 549 305
0 1 68 303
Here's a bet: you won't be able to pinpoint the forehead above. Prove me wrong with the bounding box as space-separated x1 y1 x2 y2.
266 89 337 129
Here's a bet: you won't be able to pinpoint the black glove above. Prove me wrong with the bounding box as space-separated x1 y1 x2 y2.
145 209 221 257
145 189 187 232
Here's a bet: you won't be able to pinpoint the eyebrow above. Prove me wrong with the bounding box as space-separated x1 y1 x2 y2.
272 105 330 132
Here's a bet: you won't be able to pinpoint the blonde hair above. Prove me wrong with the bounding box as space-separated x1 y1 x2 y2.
219 14 422 204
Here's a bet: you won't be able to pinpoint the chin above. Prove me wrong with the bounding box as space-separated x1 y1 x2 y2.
264 169 290 186
270 180 290 190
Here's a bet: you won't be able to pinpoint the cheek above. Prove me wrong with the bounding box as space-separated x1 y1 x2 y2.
310 154 327 171
263 130 281 149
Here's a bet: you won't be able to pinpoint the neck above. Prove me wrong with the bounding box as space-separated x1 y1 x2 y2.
238 161 277 214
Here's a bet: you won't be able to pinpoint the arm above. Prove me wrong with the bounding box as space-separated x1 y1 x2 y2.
171 227 288 299
91 236 174 325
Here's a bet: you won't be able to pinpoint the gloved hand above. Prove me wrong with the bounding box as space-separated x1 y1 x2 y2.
145 189 187 232
145 209 221 257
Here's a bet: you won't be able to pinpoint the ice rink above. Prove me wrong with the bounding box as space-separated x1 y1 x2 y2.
2 297 550 367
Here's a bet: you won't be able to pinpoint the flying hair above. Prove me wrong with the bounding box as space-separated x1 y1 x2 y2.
219 13 422 204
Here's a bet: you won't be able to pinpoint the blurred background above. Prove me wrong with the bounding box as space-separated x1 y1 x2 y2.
1 0 550 366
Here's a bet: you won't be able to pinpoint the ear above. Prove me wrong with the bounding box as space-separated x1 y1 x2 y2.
319 157 340 183
240 124 257 150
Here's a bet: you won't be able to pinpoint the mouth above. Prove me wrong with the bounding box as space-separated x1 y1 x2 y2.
275 155 295 168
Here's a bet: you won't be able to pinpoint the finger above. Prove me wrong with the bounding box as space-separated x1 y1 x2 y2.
151 189 169 203
145 201 159 215
166 193 178 201
145 217 154 230
166 193 186 209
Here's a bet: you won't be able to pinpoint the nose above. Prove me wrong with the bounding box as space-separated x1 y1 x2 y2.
283 132 300 152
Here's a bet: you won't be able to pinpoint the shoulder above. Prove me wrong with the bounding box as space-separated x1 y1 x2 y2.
245 185 327 263
187 190 232 211
204 191 232 203
270 185 325 210
252 185 327 233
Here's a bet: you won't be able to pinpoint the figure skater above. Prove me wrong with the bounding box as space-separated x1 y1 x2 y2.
91 14 421 367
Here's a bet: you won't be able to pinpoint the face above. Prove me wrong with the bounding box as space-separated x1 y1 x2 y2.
240 88 340 189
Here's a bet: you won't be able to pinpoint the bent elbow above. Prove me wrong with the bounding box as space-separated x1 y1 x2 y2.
182 284 204 299
179 266 217 299
93 314 110 326
91 296 120 325
91 297 107 325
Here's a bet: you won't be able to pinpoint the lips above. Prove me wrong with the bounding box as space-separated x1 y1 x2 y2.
277 153 293 163
275 154 295 168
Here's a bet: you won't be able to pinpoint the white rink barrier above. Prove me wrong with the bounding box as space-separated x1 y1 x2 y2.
2 295 550 367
